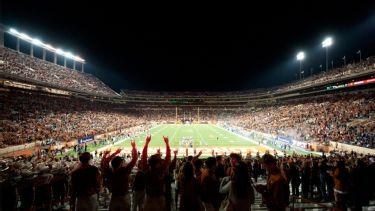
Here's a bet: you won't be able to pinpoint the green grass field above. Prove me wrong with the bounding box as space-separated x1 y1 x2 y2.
119 124 258 148
63 124 313 156
113 124 313 155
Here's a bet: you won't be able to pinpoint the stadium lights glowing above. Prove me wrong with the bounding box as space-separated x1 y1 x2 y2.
32 38 43 46
9 28 18 34
322 37 333 48
8 28 85 63
55 48 64 55
19 33 32 41
64 52 75 59
44 44 55 51
296 52 305 61
75 56 84 61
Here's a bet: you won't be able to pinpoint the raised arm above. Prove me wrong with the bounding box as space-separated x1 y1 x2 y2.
162 136 171 171
101 149 121 171
192 150 202 163
141 135 151 171
170 149 178 171
125 140 138 170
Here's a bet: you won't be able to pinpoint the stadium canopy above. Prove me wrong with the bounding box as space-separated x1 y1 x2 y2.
0 24 85 72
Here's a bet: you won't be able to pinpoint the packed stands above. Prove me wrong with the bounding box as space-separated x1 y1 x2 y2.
0 46 118 96
224 91 375 148
0 89 136 148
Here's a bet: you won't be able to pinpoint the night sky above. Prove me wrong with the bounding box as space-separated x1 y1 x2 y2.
1 1 375 92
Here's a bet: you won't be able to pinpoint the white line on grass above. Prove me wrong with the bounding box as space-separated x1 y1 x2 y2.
212 125 259 145
212 125 283 154
171 125 183 145
193 125 208 146
212 125 320 155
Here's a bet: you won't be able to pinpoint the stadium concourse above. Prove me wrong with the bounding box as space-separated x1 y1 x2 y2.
1 29 375 211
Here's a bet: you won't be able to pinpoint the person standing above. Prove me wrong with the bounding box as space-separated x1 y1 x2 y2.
141 135 171 211
70 152 102 211
102 141 138 211
255 154 290 211
200 157 221 211
219 161 255 211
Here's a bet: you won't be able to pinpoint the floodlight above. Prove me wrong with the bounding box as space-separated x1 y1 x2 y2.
44 44 55 51
75 56 85 62
8 27 85 64
19 33 32 41
56 49 64 55
64 52 74 59
296 52 305 61
322 37 333 48
9 28 18 34
32 39 43 46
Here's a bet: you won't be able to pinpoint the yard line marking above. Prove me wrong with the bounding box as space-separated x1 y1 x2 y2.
193 125 208 146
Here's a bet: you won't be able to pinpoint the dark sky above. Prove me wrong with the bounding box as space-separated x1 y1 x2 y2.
1 1 375 92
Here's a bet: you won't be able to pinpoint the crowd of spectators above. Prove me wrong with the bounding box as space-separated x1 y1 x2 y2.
0 90 141 147
0 88 374 151
0 89 209 148
1 139 375 210
224 91 375 148
0 46 117 96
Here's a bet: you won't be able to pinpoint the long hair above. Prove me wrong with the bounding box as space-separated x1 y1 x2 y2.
232 161 251 198
179 162 195 186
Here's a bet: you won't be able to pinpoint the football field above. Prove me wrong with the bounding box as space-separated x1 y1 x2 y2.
127 124 258 148
110 124 302 156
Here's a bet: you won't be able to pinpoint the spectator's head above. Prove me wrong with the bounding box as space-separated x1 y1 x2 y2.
79 152 92 164
148 154 161 169
230 153 241 167
181 162 194 183
111 156 123 169
262 153 277 171
193 158 203 171
205 157 217 172
216 155 223 163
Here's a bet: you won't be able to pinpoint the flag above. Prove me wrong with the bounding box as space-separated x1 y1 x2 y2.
357 50 361 54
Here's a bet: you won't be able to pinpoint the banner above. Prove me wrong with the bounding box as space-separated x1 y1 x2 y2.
275 135 293 145
78 135 94 144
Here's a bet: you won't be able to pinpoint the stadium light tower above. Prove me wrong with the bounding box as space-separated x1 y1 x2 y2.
322 37 333 71
296 51 305 80
7 27 85 72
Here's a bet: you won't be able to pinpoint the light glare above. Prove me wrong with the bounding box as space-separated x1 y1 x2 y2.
296 52 305 61
64 52 74 58
8 27 85 63
32 39 43 46
19 33 32 41
56 49 64 55
322 37 333 48
9 28 18 34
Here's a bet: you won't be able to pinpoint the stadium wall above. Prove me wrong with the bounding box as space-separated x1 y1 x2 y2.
0 141 42 156
332 142 375 155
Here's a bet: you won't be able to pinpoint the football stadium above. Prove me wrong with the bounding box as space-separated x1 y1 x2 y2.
1 2 375 211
